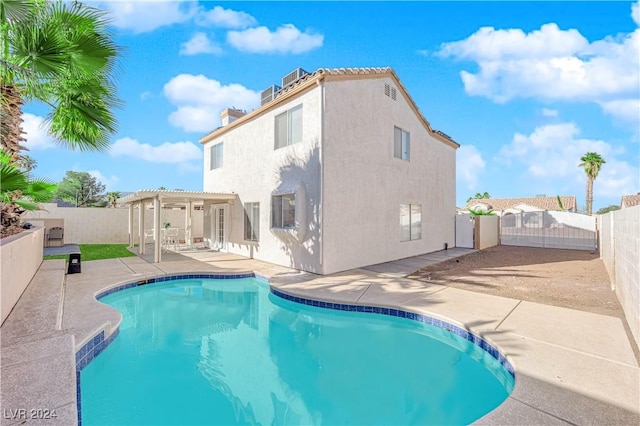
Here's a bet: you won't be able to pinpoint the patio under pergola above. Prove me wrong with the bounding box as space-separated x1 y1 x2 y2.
118 190 237 263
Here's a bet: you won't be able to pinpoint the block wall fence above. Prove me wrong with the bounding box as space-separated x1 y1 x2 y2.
599 205 640 349
24 204 203 244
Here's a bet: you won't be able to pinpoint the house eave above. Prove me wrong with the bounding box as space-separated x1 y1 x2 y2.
199 67 460 150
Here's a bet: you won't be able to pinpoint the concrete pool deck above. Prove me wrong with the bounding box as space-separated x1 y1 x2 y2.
1 247 638 425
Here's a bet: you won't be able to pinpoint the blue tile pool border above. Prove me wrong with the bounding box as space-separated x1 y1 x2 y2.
78 273 256 370
270 287 516 379
75 272 515 425
76 272 259 425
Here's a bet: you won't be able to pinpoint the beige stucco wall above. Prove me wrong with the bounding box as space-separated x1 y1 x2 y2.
599 206 640 349
321 77 457 273
201 76 456 274
25 204 203 244
1 227 44 324
202 86 323 272
475 215 499 250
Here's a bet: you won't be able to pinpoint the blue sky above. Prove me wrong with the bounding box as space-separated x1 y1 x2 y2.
23 1 640 210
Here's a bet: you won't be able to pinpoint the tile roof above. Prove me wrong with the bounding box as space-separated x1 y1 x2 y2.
465 196 577 212
200 66 459 148
621 194 640 208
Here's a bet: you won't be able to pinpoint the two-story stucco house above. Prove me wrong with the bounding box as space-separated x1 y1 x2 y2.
200 67 459 275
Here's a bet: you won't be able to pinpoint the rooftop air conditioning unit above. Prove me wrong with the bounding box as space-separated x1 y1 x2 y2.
261 85 281 106
282 68 309 88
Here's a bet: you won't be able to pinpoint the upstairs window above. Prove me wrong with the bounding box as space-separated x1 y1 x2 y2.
244 202 260 242
272 194 295 228
275 105 303 149
394 127 410 161
210 143 223 169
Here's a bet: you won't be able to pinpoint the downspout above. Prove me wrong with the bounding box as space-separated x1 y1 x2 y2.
316 77 325 268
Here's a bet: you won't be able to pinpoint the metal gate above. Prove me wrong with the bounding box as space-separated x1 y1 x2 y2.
500 211 597 251
456 214 475 248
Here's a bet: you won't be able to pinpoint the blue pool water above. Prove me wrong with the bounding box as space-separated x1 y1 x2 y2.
81 277 514 425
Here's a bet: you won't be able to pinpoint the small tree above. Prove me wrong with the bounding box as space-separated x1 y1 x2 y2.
469 208 496 216
596 205 620 215
106 191 120 208
467 192 491 203
54 171 105 207
0 150 56 237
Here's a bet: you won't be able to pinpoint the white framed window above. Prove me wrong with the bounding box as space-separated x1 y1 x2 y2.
400 203 421 242
275 105 303 149
244 202 260 242
210 143 223 169
272 193 295 228
394 127 410 161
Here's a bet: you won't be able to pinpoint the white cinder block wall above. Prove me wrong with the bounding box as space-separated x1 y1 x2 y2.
600 206 640 349
25 204 203 244
202 87 323 272
321 77 456 273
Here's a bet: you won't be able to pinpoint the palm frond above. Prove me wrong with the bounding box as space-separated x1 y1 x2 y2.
0 0 35 23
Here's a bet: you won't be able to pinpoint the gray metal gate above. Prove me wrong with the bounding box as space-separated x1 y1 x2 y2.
500 211 597 251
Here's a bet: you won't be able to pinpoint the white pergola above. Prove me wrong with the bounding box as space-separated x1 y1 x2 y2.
118 190 237 263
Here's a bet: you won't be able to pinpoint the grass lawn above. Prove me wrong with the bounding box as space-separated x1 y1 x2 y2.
44 244 136 261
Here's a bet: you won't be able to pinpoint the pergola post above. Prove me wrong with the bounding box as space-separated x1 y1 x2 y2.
138 201 145 255
128 203 134 248
186 201 193 246
154 195 161 263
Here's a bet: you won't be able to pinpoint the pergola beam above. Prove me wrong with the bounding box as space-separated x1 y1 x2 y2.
117 190 237 263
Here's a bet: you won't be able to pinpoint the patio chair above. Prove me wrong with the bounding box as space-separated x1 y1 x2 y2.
162 227 179 251
47 227 64 247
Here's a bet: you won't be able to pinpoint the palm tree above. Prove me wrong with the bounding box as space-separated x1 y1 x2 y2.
1 0 122 162
106 191 120 208
0 149 56 237
579 152 606 216
1 0 121 237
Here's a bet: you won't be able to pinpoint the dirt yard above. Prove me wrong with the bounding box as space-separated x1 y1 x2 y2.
409 245 618 317
409 245 640 361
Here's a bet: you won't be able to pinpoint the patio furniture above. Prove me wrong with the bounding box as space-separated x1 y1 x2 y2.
68 252 81 274
162 227 179 251
47 227 64 247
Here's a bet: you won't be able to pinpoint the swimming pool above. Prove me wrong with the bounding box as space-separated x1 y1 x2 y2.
80 276 514 425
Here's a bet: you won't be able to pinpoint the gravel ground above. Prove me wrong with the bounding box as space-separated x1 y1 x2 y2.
407 245 640 361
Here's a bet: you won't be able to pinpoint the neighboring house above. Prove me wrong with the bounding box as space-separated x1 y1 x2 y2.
620 194 640 209
463 196 577 216
200 67 459 275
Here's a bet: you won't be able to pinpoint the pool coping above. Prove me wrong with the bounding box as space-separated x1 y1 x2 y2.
74 272 516 425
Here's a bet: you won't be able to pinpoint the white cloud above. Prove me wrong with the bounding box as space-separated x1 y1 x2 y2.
168 106 221 133
599 99 640 126
110 137 202 164
22 113 55 150
498 123 639 197
196 6 257 29
227 24 324 54
86 170 119 191
140 91 153 100
437 20 640 125
97 1 196 34
180 33 223 56
456 145 486 190
632 1 640 26
542 108 559 117
163 74 259 132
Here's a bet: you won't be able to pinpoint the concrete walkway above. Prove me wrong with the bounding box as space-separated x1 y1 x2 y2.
1 248 638 425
